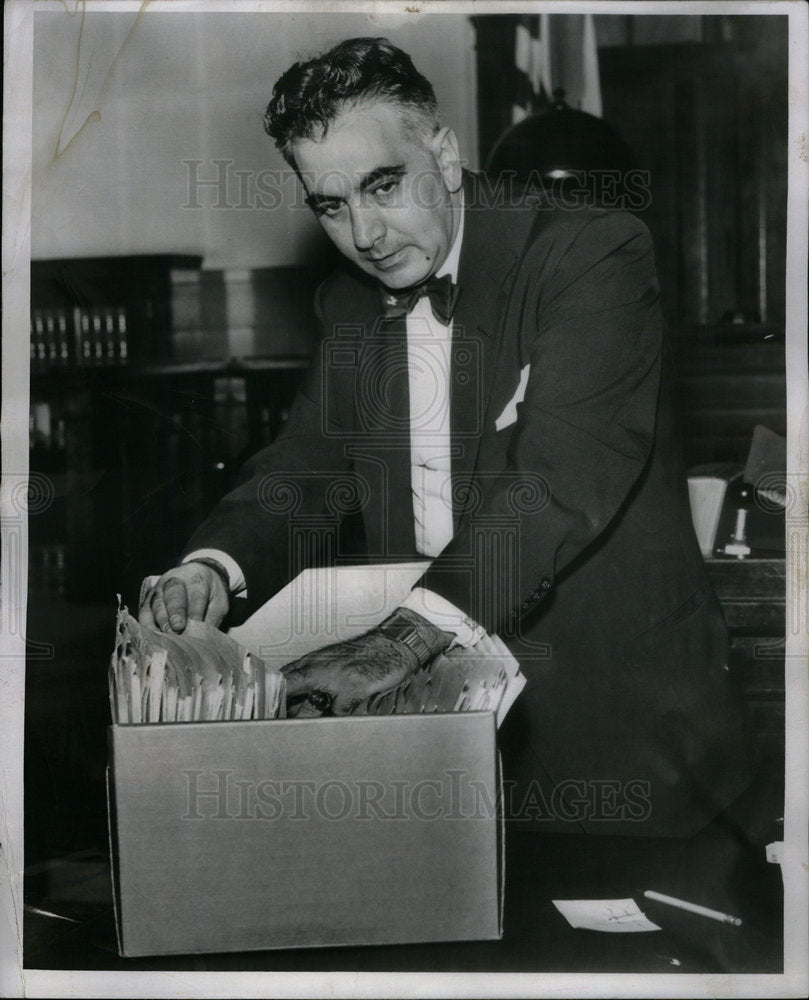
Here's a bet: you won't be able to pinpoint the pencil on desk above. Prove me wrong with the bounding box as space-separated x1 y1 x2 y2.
643 890 742 926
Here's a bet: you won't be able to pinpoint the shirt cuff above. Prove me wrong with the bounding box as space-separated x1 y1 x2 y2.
183 549 247 596
400 587 487 649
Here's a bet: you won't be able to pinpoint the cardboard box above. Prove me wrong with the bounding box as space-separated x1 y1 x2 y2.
109 564 512 956
108 712 503 957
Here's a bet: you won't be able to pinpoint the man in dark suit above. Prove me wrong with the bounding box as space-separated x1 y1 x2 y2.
139 36 754 836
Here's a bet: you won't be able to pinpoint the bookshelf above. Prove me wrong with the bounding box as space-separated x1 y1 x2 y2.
28 256 325 605
30 255 202 367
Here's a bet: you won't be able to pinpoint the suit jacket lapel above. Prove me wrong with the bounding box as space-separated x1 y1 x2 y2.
449 172 523 529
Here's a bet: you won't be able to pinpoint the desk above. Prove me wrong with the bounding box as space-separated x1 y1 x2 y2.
23 573 786 975
24 813 783 974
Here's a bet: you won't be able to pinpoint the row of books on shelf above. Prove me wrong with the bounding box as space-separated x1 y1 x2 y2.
31 307 129 370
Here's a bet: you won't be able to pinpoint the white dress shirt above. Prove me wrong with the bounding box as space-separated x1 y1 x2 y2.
396 202 486 647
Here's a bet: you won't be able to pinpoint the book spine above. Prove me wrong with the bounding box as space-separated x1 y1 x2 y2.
44 311 58 365
104 309 116 364
74 308 92 365
57 310 70 364
92 309 104 365
117 309 128 363
33 310 46 368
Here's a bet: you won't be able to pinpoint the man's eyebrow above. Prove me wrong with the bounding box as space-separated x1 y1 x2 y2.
304 164 407 210
359 164 406 193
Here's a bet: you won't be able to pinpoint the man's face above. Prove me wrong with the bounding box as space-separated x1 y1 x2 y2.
291 100 462 290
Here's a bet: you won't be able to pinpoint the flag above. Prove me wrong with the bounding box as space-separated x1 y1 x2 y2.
546 14 602 117
511 13 601 122
511 15 546 124
581 14 602 118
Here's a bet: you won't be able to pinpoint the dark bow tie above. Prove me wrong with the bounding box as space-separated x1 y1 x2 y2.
380 273 460 326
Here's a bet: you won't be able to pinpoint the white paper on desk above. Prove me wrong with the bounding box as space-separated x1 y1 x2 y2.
552 898 662 933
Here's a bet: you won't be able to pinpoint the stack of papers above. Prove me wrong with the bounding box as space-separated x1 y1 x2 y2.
358 633 524 726
121 564 527 726
109 606 285 724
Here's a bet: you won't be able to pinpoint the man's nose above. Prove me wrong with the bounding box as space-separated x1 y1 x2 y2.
350 204 385 252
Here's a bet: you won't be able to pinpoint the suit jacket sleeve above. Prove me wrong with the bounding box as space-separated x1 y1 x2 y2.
182 279 353 614
415 211 665 633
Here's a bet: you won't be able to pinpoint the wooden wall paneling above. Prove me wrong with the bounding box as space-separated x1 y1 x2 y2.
703 69 741 324
673 71 709 329
599 22 787 337
761 75 788 327
735 73 766 323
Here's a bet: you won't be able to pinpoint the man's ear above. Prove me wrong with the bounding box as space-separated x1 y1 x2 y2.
432 127 462 193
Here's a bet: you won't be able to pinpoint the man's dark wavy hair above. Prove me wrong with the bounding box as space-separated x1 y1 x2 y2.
264 37 440 166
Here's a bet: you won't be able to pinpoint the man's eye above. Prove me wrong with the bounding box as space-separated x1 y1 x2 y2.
314 201 343 218
372 179 399 199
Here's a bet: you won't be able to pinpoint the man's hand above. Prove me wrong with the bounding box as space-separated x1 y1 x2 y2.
138 561 230 634
283 607 455 716
283 631 420 717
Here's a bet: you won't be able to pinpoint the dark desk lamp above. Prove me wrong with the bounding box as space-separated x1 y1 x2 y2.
485 90 638 206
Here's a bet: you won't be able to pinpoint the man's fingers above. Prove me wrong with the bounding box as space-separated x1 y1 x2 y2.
140 581 181 633
160 576 189 633
293 696 330 719
283 660 342 718
138 592 158 629
147 589 169 632
282 660 316 700
331 692 363 716
137 565 228 635
186 579 211 623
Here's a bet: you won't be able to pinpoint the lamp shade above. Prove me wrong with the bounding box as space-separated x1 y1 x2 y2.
485 93 637 198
